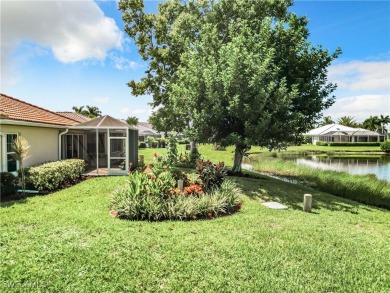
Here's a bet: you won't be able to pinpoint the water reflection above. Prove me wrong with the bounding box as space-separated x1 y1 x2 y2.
290 155 390 181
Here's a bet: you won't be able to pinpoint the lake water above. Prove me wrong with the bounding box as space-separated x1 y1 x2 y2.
283 154 390 181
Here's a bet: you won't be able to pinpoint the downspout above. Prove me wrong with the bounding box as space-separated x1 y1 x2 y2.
0 131 6 171
59 129 69 160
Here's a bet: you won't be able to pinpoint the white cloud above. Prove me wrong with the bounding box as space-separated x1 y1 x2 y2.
119 108 147 115
329 60 390 91
1 0 122 87
323 94 390 122
94 97 110 104
110 55 139 70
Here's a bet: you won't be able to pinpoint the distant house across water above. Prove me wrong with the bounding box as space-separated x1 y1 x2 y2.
304 124 385 144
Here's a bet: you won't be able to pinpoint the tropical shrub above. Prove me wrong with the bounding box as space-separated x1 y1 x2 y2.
196 160 227 192
316 141 328 146
139 142 147 148
0 172 17 197
380 140 390 153
111 165 240 221
25 159 85 191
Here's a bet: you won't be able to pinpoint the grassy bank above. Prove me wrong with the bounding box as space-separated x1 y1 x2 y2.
249 154 390 209
1 175 389 291
139 144 383 166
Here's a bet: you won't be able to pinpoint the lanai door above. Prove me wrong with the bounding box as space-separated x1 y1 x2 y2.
108 129 127 175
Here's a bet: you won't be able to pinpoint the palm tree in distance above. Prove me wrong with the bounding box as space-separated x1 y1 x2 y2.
85 106 102 118
337 116 357 127
362 116 381 132
379 115 390 134
72 105 102 118
319 116 334 126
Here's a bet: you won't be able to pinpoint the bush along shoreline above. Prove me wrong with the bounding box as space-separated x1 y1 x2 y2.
110 158 242 221
254 159 390 209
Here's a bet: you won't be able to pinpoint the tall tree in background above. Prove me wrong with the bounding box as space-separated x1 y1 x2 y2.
319 116 335 126
362 116 381 131
379 115 390 135
337 116 357 127
120 0 340 171
126 116 139 126
72 105 102 118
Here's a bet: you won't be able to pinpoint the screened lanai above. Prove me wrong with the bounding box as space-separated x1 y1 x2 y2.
60 115 138 175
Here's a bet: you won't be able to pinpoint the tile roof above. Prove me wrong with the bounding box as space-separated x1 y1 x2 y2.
57 111 91 123
0 93 78 126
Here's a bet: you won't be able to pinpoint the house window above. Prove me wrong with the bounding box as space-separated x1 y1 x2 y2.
6 134 18 172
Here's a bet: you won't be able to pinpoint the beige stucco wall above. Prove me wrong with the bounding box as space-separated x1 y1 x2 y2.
1 124 61 170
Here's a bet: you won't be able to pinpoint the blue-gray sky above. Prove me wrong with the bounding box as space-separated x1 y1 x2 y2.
1 0 389 122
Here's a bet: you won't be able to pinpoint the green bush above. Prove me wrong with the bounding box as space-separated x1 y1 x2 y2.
316 141 328 146
25 159 85 191
178 139 190 145
0 172 17 197
156 138 166 148
380 140 390 153
139 142 147 148
327 142 380 146
111 170 241 221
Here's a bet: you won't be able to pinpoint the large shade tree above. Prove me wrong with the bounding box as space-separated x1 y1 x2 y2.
120 0 340 171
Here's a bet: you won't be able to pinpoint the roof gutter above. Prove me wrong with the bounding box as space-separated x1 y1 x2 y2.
0 119 72 129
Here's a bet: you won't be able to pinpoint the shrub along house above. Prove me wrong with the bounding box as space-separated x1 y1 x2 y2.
304 124 384 145
0 93 138 176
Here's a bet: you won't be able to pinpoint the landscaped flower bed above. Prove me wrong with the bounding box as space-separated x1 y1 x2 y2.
110 159 242 221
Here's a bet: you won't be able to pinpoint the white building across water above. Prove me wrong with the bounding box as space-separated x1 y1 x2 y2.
304 124 384 145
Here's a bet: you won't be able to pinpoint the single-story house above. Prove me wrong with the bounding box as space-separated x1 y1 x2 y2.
0 93 138 176
136 122 163 142
304 124 384 144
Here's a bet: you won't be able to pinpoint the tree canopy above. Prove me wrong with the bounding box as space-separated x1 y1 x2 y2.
126 116 139 126
120 0 341 171
72 105 102 119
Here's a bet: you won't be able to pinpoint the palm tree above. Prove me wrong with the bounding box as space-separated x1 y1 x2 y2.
362 116 381 131
85 105 102 118
337 116 357 127
12 137 30 195
72 106 85 114
319 116 334 126
72 105 102 118
379 115 390 134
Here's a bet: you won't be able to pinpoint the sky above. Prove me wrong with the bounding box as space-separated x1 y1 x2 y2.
1 0 389 123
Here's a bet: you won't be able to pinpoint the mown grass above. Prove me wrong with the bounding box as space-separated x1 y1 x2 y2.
1 175 389 292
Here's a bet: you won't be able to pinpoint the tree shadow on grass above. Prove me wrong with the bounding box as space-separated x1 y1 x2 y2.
231 175 370 214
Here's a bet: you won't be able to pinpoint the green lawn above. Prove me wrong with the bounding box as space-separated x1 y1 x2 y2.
1 174 389 291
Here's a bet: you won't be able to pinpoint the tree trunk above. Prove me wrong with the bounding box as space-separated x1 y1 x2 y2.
190 141 197 152
232 144 247 173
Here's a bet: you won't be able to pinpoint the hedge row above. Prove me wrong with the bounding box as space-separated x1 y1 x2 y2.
25 159 85 191
316 142 381 147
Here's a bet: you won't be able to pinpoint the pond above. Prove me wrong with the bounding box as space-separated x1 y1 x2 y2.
282 154 390 181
